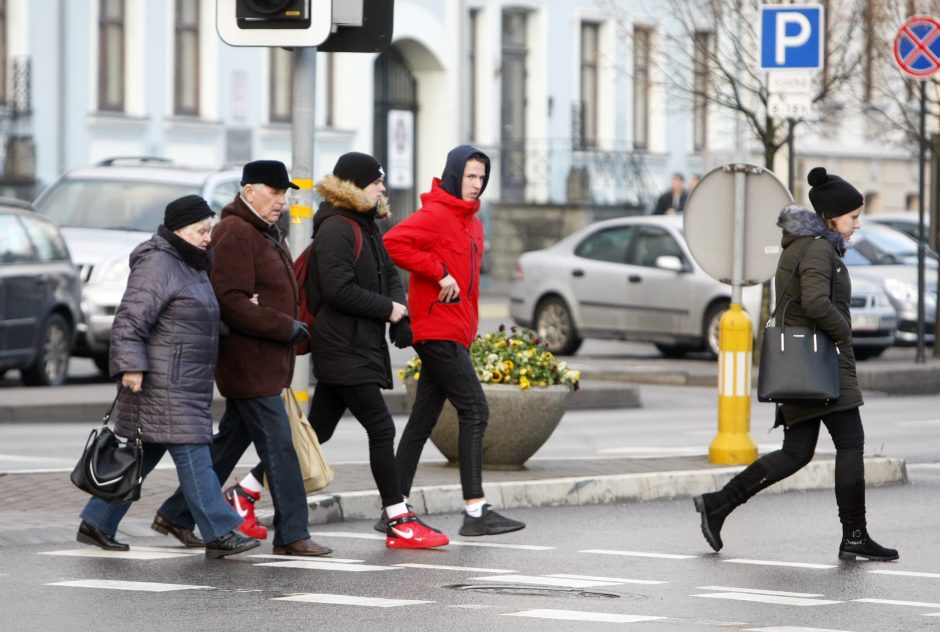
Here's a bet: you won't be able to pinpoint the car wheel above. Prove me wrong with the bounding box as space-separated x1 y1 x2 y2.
21 314 72 386
93 354 110 375
534 297 583 355
853 346 886 361
703 301 730 358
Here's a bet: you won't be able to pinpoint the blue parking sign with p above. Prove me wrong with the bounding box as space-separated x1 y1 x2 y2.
760 5 824 70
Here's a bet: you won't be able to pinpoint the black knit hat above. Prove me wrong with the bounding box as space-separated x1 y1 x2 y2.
164 194 214 231
241 160 299 190
333 152 385 189
807 167 863 219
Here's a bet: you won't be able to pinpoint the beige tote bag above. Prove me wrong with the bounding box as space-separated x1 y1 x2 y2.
283 388 334 493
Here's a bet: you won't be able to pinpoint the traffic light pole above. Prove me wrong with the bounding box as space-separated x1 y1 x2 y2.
290 46 317 403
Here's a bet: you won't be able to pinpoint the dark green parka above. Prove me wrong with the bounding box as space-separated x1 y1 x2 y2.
772 206 863 426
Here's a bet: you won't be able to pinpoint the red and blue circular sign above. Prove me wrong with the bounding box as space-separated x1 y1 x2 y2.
894 16 940 79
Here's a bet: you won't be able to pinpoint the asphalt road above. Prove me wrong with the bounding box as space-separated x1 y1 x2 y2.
1 469 936 632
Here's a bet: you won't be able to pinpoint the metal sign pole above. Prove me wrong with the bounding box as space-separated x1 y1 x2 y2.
290 47 318 401
917 80 927 364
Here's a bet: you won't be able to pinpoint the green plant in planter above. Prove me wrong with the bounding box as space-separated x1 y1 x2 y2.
398 324 580 390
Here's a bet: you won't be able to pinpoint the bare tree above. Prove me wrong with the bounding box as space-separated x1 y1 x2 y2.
597 0 866 169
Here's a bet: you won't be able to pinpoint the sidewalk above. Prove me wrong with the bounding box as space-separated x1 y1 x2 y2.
0 454 907 547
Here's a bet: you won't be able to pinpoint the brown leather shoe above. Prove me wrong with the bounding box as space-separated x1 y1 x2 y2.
151 514 205 548
272 538 332 557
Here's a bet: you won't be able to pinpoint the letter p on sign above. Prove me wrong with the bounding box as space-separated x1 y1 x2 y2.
760 5 824 70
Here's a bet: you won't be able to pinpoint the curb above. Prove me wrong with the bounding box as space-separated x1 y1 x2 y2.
263 456 907 527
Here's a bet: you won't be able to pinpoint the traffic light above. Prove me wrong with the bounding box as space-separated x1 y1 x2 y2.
217 0 332 47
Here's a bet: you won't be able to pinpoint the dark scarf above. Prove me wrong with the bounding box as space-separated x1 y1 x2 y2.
157 224 213 271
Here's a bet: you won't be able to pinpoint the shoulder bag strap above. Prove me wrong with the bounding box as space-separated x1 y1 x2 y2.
769 237 818 323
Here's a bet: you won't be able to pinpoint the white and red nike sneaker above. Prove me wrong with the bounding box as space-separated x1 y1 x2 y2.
386 512 449 549
224 483 268 540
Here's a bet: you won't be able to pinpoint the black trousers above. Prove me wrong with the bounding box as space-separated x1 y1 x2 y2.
396 340 488 500
310 382 403 507
758 407 865 488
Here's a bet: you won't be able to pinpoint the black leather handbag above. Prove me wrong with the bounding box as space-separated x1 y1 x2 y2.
70 389 143 504
757 239 841 404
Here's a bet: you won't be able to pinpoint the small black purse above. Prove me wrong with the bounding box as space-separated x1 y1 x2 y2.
757 238 841 404
70 389 143 504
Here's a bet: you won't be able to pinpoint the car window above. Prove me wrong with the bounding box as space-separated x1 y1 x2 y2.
574 226 633 263
0 215 36 263
843 247 871 266
628 226 683 268
19 214 70 261
35 179 198 231
208 180 240 212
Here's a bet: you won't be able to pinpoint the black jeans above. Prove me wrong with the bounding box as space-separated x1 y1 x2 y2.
396 340 488 500
309 382 403 507
156 395 310 547
758 407 865 488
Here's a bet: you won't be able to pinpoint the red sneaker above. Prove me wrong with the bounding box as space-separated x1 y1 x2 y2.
224 483 268 540
386 512 449 549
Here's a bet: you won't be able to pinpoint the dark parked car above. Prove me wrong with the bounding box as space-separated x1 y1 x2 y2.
0 200 82 385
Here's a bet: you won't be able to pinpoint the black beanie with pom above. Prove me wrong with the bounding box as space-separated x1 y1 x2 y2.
807 167 863 219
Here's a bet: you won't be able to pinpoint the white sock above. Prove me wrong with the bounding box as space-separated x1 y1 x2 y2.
239 472 263 494
465 499 486 518
385 502 410 519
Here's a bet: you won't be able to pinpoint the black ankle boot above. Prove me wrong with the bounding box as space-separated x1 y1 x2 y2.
839 528 899 561
693 462 772 552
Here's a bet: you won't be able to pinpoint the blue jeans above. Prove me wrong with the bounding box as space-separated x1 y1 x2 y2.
79 442 241 542
156 396 310 547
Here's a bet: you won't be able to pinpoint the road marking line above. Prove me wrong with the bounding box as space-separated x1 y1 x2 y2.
310 531 385 541
723 558 835 569
40 549 195 560
854 598 940 608
248 555 363 563
868 569 940 579
47 580 211 592
698 585 824 598
256 561 398 572
274 593 431 607
694 592 841 607
550 573 665 585
907 463 940 469
395 563 516 573
581 549 696 560
310 531 554 550
503 609 664 623
471 575 621 588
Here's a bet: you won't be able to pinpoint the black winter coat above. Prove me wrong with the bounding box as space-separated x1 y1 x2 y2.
772 206 863 426
109 229 219 444
309 175 405 388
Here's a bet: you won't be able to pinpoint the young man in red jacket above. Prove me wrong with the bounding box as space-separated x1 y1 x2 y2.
383 145 525 537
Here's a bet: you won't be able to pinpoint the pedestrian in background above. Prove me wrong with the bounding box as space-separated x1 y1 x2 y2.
77 195 259 559
307 152 448 549
153 160 331 557
652 172 688 215
383 144 525 537
693 167 898 562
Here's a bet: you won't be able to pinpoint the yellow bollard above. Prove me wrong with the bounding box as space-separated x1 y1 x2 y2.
709 303 758 464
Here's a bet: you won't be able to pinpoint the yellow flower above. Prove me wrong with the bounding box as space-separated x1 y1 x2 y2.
519 376 531 390
491 369 503 383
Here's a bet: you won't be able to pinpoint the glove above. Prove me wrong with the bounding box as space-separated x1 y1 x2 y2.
389 317 413 349
287 320 310 346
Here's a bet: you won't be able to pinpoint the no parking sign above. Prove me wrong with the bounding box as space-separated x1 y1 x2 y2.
894 16 940 79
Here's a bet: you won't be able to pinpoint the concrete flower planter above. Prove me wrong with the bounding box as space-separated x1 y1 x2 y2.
404 381 572 470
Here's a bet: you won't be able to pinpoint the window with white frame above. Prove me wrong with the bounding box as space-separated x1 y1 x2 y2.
633 26 650 151
579 21 599 149
98 0 125 112
692 30 711 151
270 47 293 123
174 0 200 116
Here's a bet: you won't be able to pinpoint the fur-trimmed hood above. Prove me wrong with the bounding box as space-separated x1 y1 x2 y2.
316 173 390 219
777 204 847 254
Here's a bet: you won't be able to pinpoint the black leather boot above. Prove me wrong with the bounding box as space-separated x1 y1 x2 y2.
835 482 898 561
693 462 772 552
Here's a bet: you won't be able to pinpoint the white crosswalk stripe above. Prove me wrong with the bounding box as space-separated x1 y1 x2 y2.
723 558 836 570
470 574 622 588
395 563 516 573
47 579 211 592
694 591 842 607
581 548 696 559
273 593 432 607
503 609 664 623
255 560 399 572
40 547 200 560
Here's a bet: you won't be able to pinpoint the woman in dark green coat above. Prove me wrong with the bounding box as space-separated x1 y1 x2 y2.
693 167 898 562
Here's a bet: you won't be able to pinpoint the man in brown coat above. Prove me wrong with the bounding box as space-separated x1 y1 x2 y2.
153 160 331 557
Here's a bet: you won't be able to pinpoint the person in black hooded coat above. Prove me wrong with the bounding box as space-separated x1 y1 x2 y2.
692 167 898 562
306 152 449 550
